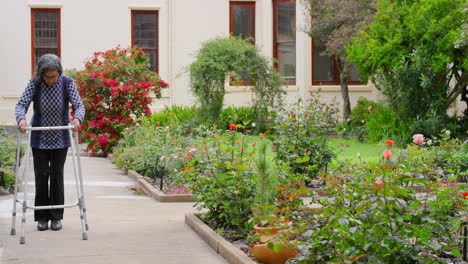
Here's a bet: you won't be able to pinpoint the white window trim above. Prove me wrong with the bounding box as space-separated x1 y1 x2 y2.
28 4 63 8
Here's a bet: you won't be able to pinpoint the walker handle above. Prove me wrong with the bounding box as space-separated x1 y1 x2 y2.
25 125 75 131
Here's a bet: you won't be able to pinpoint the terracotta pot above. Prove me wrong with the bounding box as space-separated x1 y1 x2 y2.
252 242 297 264
254 220 292 243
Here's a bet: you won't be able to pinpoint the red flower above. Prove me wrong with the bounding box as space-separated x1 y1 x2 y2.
229 124 237 130
386 140 394 147
463 192 468 199
383 150 392 159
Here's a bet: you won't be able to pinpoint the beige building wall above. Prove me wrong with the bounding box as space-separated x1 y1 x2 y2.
0 0 383 126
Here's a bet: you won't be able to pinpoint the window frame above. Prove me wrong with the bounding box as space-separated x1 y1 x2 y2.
31 8 61 75
273 0 296 85
229 1 256 86
311 39 362 85
131 10 159 72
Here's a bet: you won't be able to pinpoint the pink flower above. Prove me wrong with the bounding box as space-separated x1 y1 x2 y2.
463 192 468 199
90 133 96 139
413 134 425 145
272 146 277 150
160 156 166 161
236 140 241 145
386 140 394 147
307 151 312 155
259 133 264 138
383 150 392 159
204 145 208 150
375 180 384 186
252 141 257 146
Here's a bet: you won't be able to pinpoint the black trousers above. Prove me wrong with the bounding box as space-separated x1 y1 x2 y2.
31 148 68 222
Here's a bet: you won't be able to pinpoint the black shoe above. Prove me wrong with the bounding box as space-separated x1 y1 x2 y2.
37 221 48 231
51 220 62 231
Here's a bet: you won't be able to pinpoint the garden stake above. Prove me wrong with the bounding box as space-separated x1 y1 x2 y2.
0 170 4 187
463 221 467 261
0 160 4 187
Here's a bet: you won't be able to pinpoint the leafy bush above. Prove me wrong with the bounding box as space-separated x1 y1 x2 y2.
292 135 467 263
68 46 168 155
182 129 260 234
270 94 338 182
364 105 411 144
188 36 285 127
0 130 17 188
150 105 200 127
218 106 256 132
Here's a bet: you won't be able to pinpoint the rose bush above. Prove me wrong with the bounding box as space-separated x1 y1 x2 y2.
68 46 168 154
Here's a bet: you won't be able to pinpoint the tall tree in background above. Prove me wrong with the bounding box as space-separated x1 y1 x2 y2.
304 0 376 120
347 0 467 120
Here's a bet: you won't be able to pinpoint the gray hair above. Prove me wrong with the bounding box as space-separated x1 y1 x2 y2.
34 54 63 85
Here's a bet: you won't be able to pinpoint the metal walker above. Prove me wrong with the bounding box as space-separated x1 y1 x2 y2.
10 125 89 244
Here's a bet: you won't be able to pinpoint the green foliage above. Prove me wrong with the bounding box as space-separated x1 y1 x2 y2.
270 94 339 182
347 0 467 119
377 49 449 121
293 137 467 263
188 36 285 126
182 130 260 234
251 141 280 226
218 106 256 132
364 106 411 144
150 105 200 127
0 130 17 188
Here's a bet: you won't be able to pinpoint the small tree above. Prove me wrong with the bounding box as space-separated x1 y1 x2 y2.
303 0 376 120
69 46 168 154
188 36 285 128
347 0 467 120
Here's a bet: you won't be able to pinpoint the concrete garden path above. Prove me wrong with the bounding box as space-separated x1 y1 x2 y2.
0 156 228 264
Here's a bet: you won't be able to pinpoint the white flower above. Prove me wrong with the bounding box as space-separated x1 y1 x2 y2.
251 122 256 127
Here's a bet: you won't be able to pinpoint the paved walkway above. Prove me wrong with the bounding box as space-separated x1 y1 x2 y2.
0 156 228 264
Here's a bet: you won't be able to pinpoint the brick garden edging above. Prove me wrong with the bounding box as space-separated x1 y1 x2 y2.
185 212 256 264
127 170 195 202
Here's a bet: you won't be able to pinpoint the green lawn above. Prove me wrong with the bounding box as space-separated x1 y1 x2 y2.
328 137 399 165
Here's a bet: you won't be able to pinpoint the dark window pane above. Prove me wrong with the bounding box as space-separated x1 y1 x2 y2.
313 42 334 81
34 11 58 47
232 5 252 39
132 12 158 71
349 63 360 81
278 43 296 82
277 2 295 41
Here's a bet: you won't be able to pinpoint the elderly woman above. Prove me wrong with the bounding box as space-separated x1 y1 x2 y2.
15 54 85 231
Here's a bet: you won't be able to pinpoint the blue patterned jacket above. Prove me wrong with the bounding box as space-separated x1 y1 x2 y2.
15 75 86 149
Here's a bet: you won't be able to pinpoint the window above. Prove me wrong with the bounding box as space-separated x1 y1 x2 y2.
312 39 361 85
230 1 255 85
273 0 296 84
131 11 158 72
230 2 255 42
31 9 61 74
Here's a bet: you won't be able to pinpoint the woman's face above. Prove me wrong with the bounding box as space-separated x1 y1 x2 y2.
42 70 59 86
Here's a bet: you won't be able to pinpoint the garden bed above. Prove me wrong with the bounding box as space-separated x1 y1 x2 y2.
127 170 194 202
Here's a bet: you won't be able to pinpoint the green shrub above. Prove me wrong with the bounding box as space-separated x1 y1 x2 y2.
150 105 200 127
270 95 338 182
364 106 411 144
218 106 256 132
188 36 285 125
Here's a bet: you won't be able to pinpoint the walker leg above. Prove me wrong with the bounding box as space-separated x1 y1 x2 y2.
11 133 22 236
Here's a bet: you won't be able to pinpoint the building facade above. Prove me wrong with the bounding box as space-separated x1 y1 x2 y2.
0 0 382 125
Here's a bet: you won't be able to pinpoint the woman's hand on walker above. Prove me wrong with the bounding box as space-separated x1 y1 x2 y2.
17 119 27 133
72 119 81 132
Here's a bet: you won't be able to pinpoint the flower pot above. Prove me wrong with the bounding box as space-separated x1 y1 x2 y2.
254 220 292 243
252 242 297 264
